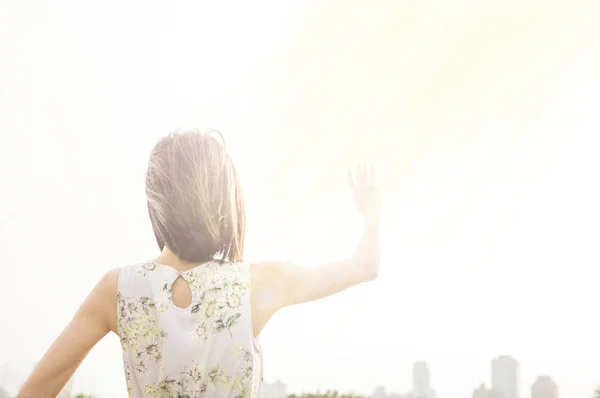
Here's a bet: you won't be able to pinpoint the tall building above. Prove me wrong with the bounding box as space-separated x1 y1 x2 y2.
531 375 558 398
413 362 430 398
491 356 518 398
262 379 287 398
412 362 436 398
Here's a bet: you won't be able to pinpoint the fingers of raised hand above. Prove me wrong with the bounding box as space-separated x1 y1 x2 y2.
369 162 376 186
360 161 375 187
349 161 376 189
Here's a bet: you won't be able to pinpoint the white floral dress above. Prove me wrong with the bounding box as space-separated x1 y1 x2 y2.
117 261 263 398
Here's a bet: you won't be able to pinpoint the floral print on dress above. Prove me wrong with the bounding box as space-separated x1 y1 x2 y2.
117 261 262 397
230 343 256 398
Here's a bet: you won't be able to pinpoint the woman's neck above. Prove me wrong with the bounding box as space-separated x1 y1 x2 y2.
154 247 207 272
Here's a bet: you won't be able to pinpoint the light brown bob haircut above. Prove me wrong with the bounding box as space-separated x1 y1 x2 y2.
146 130 245 264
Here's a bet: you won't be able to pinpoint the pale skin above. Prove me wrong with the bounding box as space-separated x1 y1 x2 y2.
18 162 382 398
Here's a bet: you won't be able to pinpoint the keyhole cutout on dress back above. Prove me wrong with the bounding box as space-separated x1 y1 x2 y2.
172 275 192 309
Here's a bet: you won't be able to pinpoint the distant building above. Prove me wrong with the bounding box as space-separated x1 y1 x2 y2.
491 356 518 398
413 362 429 398
263 379 287 398
371 385 411 398
531 375 558 398
473 383 499 398
412 362 436 398
373 386 388 398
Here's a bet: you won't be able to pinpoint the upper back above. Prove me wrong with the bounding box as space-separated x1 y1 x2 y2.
117 260 262 397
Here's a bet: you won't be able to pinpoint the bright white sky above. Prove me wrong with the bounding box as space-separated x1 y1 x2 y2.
1 1 600 397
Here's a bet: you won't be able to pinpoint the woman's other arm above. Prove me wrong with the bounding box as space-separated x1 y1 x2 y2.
251 162 382 334
17 269 119 398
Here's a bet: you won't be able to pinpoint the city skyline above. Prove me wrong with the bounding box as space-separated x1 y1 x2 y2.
474 356 561 398
261 356 573 398
0 358 594 398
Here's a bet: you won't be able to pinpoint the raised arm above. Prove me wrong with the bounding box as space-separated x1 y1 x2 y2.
250 162 382 334
17 268 119 398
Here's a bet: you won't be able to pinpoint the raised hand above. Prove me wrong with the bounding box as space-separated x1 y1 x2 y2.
348 161 382 221
249 163 382 319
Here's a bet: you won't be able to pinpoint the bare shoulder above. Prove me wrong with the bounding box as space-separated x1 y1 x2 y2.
248 261 291 306
249 260 286 284
249 260 307 311
249 260 300 297
101 267 121 285
88 267 121 334
96 267 121 295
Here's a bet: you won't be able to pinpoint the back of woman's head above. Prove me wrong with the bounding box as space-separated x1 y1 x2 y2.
146 130 245 263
